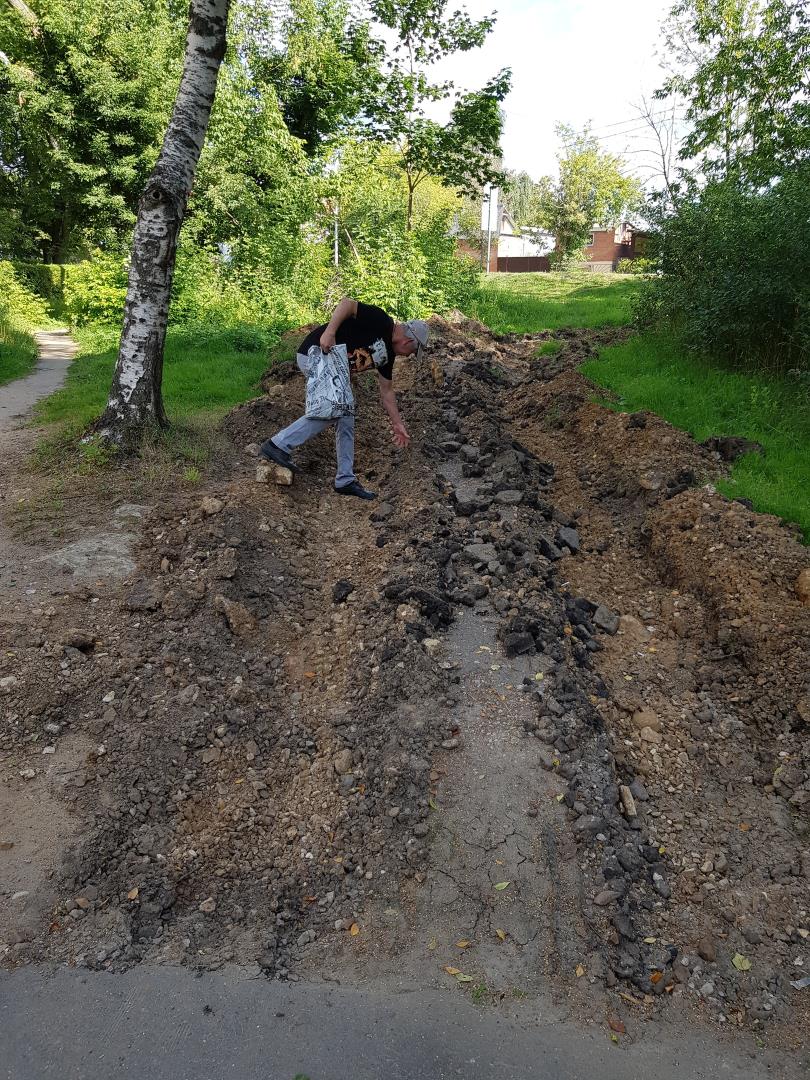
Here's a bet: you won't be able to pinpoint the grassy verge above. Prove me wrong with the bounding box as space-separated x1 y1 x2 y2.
36 323 278 430
466 271 641 333
0 321 39 385
583 332 810 539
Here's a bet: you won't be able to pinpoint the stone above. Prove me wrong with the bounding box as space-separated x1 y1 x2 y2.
593 606 620 634
697 936 717 963
333 749 353 775
619 785 637 818
639 727 662 745
503 631 535 657
796 569 810 606
573 814 605 836
201 497 224 516
213 595 259 638
594 888 622 906
0 675 18 690
422 638 442 656
332 580 354 604
371 503 394 522
556 526 580 553
495 489 523 506
463 542 497 564
631 708 661 732
537 536 563 561
125 579 163 612
199 897 217 914
256 462 293 486
638 471 663 491
629 778 649 802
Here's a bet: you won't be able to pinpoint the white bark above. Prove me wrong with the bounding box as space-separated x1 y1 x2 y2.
95 0 230 444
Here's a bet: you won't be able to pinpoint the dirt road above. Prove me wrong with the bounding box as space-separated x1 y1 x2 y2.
1 315 808 1074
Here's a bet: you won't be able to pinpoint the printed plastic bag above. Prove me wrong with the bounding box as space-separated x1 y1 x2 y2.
304 344 355 420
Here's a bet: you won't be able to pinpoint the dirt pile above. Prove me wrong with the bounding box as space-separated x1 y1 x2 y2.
1 316 807 1041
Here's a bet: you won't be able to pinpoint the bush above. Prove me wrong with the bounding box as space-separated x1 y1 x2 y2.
11 263 67 315
61 253 129 325
638 166 810 372
616 257 657 275
0 261 53 384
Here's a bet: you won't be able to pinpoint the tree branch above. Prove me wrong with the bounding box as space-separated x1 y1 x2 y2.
5 0 40 33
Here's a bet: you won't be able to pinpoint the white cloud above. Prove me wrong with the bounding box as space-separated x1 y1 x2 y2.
424 0 675 179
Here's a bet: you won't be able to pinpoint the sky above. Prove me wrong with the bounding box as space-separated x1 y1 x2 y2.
425 0 676 181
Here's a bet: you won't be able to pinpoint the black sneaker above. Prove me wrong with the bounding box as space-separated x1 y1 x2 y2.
258 439 300 474
334 480 377 500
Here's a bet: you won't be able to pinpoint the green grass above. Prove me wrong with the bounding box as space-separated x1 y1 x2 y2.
0 320 39 386
583 332 810 539
36 324 275 430
466 272 642 334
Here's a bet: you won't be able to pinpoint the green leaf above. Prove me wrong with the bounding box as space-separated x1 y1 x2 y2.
732 953 752 971
494 881 511 891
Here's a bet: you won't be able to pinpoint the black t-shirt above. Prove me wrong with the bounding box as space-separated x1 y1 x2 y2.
300 302 395 380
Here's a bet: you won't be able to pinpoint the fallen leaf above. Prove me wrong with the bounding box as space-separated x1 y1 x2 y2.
494 881 510 891
643 936 657 944
575 964 585 977
495 859 505 865
739 822 751 832
428 938 437 951
495 928 507 942
650 971 663 984
456 940 471 949
658 846 666 855
732 952 751 971
610 1034 619 1045
444 966 462 976
304 895 317 903
127 887 139 900
456 974 473 983
534 672 544 681
349 923 360 937
303 671 316 678
428 798 440 811
608 1017 626 1034
48 920 61 933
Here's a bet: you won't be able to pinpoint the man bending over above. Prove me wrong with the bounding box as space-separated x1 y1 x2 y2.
259 297 429 500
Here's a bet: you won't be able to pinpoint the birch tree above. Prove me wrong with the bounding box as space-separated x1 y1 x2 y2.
94 0 230 445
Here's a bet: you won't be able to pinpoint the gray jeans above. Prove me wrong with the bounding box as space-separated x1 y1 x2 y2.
272 353 356 487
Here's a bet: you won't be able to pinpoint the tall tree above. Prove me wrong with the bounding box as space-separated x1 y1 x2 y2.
657 0 810 185
0 0 183 261
94 0 230 445
366 0 510 228
529 126 642 264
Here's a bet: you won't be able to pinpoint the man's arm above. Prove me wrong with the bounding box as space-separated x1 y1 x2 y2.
320 297 358 351
378 375 410 448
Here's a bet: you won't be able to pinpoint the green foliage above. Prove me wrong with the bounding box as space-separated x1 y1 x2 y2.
240 0 384 155
638 165 810 371
61 253 129 326
616 257 657 275
0 0 184 261
502 171 539 227
365 0 510 226
658 0 810 185
584 332 810 539
526 127 643 265
0 260 52 385
467 272 642 333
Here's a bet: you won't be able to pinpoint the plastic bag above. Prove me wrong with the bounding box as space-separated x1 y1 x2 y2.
304 344 354 420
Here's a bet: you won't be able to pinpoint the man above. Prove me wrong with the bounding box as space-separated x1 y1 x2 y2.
258 297 429 500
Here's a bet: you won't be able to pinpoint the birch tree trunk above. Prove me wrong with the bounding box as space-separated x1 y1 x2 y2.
93 0 230 445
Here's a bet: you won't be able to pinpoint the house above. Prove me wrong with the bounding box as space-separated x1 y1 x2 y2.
496 209 554 272
582 222 649 271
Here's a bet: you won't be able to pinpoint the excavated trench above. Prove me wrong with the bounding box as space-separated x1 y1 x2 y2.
1 314 808 1047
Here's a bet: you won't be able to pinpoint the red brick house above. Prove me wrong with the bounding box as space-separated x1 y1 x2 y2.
583 222 649 271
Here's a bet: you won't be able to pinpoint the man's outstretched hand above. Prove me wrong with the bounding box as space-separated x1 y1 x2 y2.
392 422 410 449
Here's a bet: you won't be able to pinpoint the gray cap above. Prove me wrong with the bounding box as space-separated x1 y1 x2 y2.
403 319 429 359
